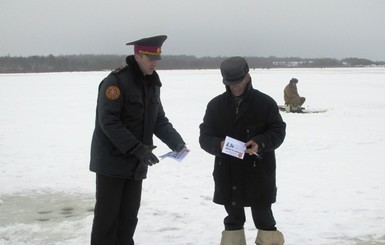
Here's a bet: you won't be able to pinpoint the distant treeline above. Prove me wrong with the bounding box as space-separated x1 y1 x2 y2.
0 54 384 73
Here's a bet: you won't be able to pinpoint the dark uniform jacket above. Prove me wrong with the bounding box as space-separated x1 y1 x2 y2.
90 55 185 180
199 81 286 206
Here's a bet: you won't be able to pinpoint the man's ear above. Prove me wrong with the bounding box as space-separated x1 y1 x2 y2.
134 53 140 62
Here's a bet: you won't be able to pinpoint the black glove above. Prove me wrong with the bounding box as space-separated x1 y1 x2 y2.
174 143 186 152
132 144 159 166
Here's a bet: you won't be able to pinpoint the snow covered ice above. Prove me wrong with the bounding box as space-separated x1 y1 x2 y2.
0 68 385 244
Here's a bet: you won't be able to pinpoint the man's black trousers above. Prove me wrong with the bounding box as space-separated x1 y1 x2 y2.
91 174 142 245
224 203 277 231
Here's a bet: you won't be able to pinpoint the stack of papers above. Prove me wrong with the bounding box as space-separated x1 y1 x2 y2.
159 148 190 162
221 136 246 159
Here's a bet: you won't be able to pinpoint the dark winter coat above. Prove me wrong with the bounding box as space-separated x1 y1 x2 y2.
90 55 185 180
199 81 286 206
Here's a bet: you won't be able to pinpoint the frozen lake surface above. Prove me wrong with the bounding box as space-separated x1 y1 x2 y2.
0 68 385 244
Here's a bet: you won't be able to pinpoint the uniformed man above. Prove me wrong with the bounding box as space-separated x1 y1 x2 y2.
283 78 306 112
89 35 186 245
199 57 286 245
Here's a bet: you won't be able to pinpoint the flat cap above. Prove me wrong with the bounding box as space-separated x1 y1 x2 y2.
290 78 298 83
126 35 167 60
220 56 249 85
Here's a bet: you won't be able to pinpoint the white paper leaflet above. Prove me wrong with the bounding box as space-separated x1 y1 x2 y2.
159 147 190 162
222 136 246 159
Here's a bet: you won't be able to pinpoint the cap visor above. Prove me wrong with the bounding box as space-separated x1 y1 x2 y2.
222 78 243 85
145 54 161 60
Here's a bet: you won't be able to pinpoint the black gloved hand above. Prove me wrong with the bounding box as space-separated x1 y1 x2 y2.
174 143 186 152
132 144 159 166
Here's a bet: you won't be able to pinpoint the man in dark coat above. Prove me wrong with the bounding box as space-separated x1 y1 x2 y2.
89 35 186 245
199 57 286 245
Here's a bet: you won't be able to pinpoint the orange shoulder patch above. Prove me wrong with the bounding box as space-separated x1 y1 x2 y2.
105 85 121 100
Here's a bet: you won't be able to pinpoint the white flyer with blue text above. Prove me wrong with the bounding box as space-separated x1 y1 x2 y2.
222 136 246 159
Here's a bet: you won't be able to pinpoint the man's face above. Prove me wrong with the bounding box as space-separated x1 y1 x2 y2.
229 74 251 97
135 54 158 75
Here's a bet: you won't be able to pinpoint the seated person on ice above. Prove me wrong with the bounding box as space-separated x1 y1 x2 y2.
283 78 306 112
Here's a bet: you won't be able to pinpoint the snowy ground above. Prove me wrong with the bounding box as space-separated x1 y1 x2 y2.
0 68 384 245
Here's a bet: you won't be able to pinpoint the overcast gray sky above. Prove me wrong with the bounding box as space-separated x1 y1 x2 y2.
1 0 385 60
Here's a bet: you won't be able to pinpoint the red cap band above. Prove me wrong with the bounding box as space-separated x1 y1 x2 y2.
134 45 161 56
